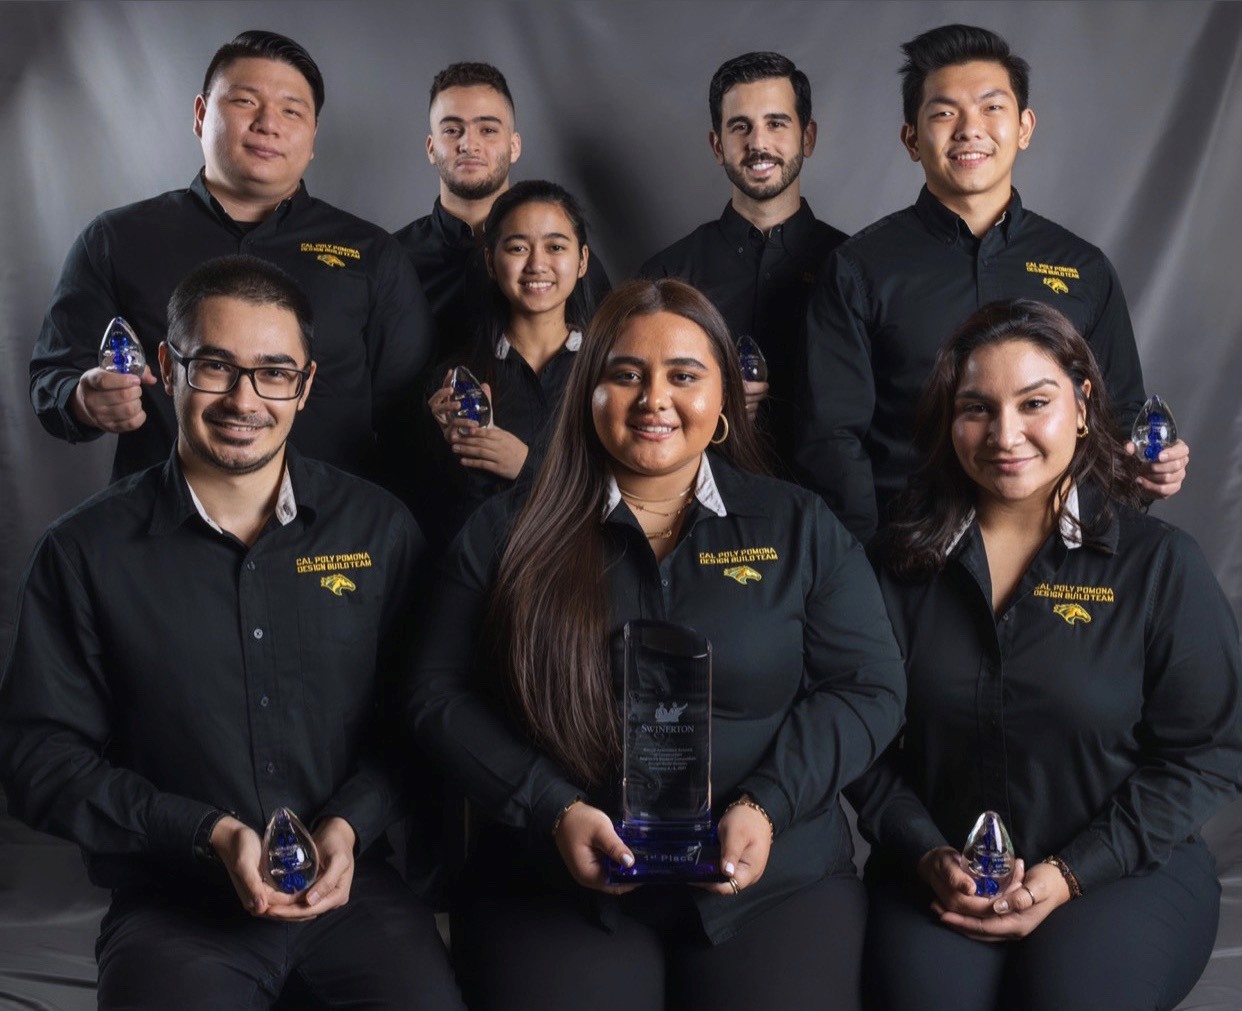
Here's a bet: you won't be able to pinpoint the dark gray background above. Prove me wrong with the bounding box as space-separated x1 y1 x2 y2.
1 2 1239 1007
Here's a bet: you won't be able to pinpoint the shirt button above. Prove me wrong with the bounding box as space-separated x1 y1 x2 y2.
737 247 744 254
1002 613 1012 622
661 578 669 587
259 695 270 707
253 628 264 640
246 560 256 571
266 762 276 775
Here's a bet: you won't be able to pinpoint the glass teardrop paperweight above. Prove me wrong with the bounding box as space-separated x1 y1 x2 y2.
261 807 320 895
449 366 492 427
961 810 1016 897
98 317 146 375
736 335 769 383
1131 394 1178 462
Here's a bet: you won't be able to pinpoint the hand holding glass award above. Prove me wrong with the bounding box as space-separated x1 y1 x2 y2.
261 807 320 896
608 620 726 883
449 366 492 429
99 316 146 375
736 336 768 383
1131 394 1178 462
960 810 1016 897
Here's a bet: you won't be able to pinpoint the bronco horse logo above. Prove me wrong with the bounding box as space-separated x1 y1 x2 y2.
723 565 762 585
316 253 347 268
1053 602 1091 625
1042 276 1069 295
320 573 357 596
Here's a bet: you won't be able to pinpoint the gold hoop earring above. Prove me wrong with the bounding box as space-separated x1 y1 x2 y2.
1077 423 1089 439
711 414 730 445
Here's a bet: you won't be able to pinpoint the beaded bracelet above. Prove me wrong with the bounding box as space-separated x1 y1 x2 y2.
1043 854 1083 899
550 797 583 837
724 796 775 842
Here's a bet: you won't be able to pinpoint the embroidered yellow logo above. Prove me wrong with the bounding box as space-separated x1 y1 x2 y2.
316 253 346 268
320 573 357 596
723 565 762 585
1043 276 1069 295
1053 602 1091 625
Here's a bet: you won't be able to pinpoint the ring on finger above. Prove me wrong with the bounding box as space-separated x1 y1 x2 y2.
1020 885 1036 906
728 877 740 895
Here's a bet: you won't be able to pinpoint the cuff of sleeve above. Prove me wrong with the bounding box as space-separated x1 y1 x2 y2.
316 785 391 854
55 376 102 444
531 781 586 839
147 795 218 866
735 777 793 836
1056 832 1124 892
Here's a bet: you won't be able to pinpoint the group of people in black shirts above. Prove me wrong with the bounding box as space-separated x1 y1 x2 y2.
2 19 1239 1011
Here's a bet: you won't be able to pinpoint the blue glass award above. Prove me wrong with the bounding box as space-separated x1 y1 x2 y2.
261 807 320 895
98 317 146 375
1131 394 1178 462
961 810 1016 897
736 336 769 383
608 620 725 883
449 366 492 428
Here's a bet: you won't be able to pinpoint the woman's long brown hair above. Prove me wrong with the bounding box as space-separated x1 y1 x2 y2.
877 298 1144 579
488 279 768 786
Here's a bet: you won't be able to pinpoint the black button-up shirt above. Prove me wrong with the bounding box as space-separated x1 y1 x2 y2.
851 490 1242 892
30 172 434 492
797 187 1148 541
0 448 424 892
409 453 905 942
395 197 612 361
640 200 848 468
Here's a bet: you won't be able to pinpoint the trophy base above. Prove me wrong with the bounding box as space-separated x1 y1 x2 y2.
607 820 727 883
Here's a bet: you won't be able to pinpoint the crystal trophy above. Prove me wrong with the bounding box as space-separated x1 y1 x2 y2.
1131 394 1178 462
449 366 492 427
261 807 320 895
961 810 1016 897
608 620 724 883
736 335 769 383
98 316 146 375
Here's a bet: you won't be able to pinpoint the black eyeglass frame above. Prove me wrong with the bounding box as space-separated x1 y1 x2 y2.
165 344 311 401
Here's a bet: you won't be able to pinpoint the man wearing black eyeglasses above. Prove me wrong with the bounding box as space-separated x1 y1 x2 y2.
1 256 464 1010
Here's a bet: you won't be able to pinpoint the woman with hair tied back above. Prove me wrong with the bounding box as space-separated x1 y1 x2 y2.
851 298 1242 1011
409 279 906 1010
426 179 597 532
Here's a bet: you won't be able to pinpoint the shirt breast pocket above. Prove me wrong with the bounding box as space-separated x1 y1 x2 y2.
296 593 381 723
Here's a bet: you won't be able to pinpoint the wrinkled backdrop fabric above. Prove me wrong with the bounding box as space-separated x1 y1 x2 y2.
1 2 1240 1008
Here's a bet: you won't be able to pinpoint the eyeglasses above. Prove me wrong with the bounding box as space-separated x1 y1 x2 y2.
166 344 310 401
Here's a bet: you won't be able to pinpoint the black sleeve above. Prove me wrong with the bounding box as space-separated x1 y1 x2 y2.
1086 254 1147 435
795 251 879 542
0 531 213 865
29 222 115 443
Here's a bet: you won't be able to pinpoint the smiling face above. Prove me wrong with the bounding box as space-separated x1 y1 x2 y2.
487 200 587 321
194 56 317 212
901 59 1034 216
591 311 725 492
711 76 815 202
427 84 521 201
951 338 1087 511
161 295 315 477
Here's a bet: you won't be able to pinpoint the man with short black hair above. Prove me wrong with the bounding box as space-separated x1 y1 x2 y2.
796 24 1189 541
640 51 847 468
29 30 433 499
3 255 463 1011
395 61 609 360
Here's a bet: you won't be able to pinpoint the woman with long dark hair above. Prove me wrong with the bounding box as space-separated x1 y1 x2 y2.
425 179 597 530
410 279 906 1010
855 299 1241 1010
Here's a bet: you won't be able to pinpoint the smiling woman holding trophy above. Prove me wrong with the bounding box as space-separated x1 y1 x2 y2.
409 279 905 1011
852 299 1242 1011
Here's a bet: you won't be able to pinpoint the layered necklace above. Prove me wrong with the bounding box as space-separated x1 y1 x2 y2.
618 484 695 540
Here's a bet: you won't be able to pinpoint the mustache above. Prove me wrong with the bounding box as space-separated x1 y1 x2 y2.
202 409 275 428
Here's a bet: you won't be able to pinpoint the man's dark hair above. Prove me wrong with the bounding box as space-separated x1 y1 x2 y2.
202 30 325 116
167 255 314 359
708 52 811 134
429 62 515 114
899 24 1030 126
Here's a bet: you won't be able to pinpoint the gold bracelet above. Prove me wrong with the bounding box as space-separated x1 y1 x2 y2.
1042 854 1083 899
550 797 583 838
724 796 775 842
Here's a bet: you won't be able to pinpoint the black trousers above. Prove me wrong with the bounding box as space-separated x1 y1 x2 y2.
95 860 464 1010
453 874 868 1011
862 840 1220 1011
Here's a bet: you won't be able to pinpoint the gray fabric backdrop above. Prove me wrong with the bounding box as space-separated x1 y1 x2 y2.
1 1 1240 1007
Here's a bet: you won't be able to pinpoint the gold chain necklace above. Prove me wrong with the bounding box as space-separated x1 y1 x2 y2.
626 494 694 539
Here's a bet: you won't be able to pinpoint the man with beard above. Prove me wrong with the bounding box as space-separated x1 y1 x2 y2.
395 62 610 360
29 31 432 500
1 256 463 1010
640 52 847 469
